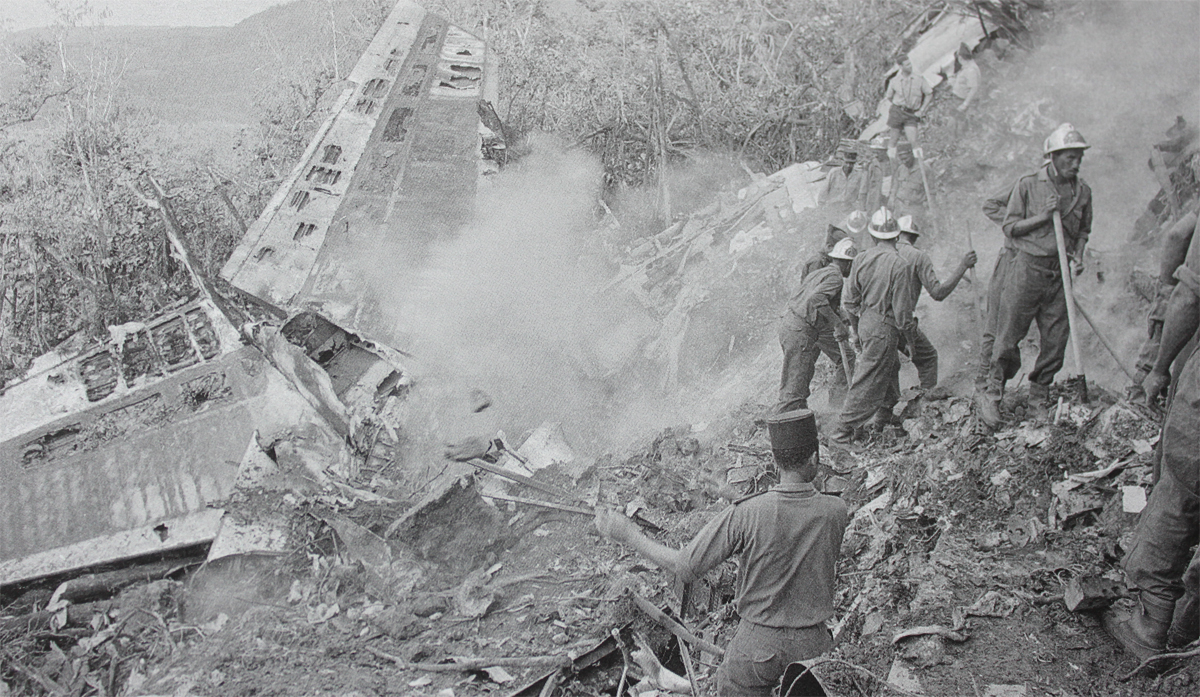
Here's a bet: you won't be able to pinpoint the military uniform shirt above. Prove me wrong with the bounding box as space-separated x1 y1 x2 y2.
678 483 848 628
1002 162 1092 258
844 245 916 330
784 264 843 331
891 161 925 209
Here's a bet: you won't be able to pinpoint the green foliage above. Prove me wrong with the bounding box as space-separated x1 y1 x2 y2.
0 0 390 383
434 0 923 191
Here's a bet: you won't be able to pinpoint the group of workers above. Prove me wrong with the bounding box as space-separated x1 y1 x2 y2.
592 112 1199 696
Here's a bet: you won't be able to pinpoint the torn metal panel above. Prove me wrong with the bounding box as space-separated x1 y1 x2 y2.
0 298 241 443
0 301 361 586
220 1 494 350
0 509 226 588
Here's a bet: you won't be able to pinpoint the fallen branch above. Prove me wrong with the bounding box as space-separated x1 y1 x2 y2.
365 645 570 672
1120 642 1200 681
630 592 725 657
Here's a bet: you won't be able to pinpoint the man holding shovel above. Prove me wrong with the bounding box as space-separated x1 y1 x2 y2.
777 238 859 413
976 123 1092 426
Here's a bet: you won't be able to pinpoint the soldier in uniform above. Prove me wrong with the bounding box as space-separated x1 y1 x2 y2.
975 123 1093 427
895 215 977 393
1132 210 1197 402
778 238 858 413
801 211 868 280
889 141 927 227
833 208 915 444
1108 230 1200 658
858 136 891 216
595 410 847 697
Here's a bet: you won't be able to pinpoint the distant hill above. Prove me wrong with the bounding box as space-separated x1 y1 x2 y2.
1 0 359 126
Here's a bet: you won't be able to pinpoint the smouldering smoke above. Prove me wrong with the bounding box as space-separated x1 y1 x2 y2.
930 0 1199 390
370 136 668 455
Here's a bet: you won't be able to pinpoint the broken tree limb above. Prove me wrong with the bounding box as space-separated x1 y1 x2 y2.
1071 299 1141 384
365 646 570 672
1053 210 1087 401
832 590 868 645
630 592 725 657
48 558 198 605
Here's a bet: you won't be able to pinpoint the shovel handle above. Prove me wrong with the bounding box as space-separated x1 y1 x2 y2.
1052 210 1087 393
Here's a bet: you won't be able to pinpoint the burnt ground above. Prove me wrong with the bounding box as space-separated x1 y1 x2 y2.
3 382 1197 697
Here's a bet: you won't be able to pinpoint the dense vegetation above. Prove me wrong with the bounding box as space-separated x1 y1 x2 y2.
0 0 1028 382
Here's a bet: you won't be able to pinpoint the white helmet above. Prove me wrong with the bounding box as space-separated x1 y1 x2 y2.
1043 122 1090 156
828 237 858 261
844 210 869 235
898 215 920 236
868 207 899 239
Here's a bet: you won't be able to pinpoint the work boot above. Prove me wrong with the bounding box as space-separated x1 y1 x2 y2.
1167 592 1199 649
830 425 861 451
924 384 953 401
1104 598 1171 661
974 390 1002 429
1027 383 1052 423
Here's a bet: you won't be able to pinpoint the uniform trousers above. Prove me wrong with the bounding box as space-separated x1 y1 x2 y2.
839 310 901 430
985 248 1069 398
716 619 832 696
976 252 1009 389
777 320 848 413
1124 350 1200 621
902 318 938 390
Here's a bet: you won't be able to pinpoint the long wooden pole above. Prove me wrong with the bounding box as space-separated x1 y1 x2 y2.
1053 210 1088 400
916 153 985 331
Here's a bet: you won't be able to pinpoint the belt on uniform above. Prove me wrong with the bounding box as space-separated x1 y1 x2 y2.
1007 247 1062 277
860 306 899 329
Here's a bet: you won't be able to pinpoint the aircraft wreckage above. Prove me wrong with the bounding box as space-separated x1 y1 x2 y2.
0 0 502 588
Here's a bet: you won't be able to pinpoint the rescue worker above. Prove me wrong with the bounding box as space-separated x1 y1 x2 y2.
820 148 862 209
833 208 915 444
1106 230 1200 658
947 43 981 137
778 238 858 413
889 141 927 226
1131 210 1197 402
895 215 977 392
884 54 932 160
858 136 891 216
594 413 847 697
801 211 868 279
975 123 1093 427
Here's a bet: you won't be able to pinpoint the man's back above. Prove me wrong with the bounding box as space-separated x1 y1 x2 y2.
846 245 914 328
679 486 848 628
786 264 842 328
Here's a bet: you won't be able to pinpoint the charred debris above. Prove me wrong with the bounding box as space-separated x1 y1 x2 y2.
2 1 1199 697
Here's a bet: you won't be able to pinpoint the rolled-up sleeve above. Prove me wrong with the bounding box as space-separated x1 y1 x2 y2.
678 506 743 585
1001 177 1035 238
